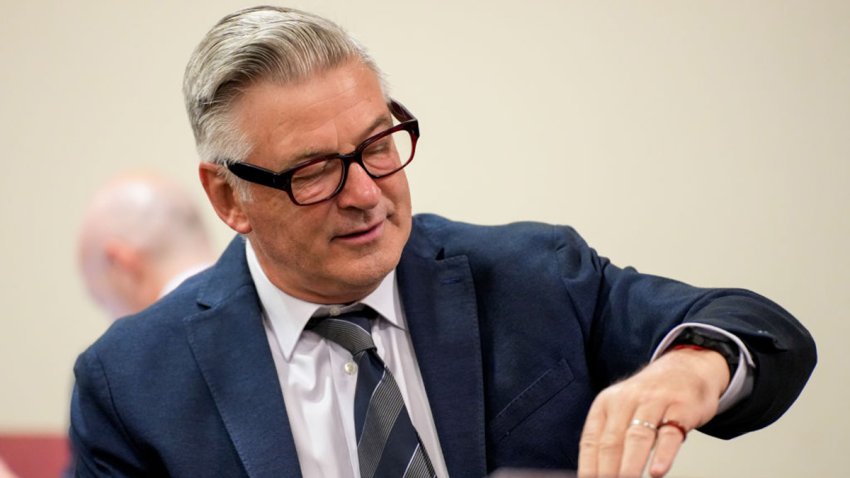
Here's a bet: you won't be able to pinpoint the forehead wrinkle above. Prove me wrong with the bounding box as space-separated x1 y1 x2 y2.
280 107 393 168
238 63 390 169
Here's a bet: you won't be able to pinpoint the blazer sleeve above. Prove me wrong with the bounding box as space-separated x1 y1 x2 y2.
70 348 149 477
556 225 817 439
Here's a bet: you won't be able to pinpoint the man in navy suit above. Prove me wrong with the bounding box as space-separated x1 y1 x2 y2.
70 6 815 478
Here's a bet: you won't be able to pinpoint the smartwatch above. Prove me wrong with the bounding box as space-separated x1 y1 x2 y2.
669 327 740 376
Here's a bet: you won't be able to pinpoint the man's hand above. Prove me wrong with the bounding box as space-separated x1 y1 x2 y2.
577 347 731 478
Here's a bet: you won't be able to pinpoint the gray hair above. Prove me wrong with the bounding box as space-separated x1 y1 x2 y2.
183 6 385 195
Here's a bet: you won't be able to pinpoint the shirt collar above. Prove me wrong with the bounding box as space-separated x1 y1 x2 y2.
245 239 404 361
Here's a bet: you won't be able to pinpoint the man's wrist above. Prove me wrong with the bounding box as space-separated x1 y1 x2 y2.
669 328 740 377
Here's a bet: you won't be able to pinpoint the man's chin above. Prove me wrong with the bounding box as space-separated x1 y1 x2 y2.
327 262 396 299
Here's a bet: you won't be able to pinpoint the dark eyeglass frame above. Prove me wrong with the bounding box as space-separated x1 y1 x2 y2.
225 99 419 206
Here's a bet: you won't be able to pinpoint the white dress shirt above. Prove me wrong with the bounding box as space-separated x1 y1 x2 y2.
246 241 449 478
245 240 754 476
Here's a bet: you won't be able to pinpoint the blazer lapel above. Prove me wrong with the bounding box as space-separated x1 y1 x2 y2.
397 245 486 476
182 230 487 477
184 237 302 478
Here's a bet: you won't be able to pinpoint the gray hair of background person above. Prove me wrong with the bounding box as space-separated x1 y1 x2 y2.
182 5 387 182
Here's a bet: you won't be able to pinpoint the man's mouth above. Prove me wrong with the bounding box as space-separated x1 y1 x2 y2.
334 221 384 243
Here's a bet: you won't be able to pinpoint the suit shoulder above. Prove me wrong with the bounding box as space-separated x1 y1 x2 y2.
80 272 207 368
411 213 589 256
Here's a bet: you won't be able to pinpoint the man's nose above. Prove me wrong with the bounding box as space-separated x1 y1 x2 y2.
335 161 381 209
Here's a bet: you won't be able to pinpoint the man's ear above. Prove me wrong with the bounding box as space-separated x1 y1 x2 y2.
199 162 252 234
103 241 148 307
104 242 144 279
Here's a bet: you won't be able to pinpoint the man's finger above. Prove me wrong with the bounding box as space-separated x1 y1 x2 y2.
593 398 637 478
577 402 606 477
618 405 665 477
648 419 689 478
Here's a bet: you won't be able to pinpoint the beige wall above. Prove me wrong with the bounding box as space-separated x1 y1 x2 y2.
2 1 847 476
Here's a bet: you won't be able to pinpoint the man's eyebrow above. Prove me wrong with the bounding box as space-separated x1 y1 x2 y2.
287 148 335 167
361 113 393 140
284 112 394 168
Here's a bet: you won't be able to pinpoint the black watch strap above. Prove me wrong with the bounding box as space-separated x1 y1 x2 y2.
669 327 740 376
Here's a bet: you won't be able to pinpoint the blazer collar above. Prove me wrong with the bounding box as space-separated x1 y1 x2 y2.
397 221 487 476
185 227 487 477
185 236 302 478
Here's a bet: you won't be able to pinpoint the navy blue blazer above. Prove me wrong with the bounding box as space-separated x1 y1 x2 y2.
70 214 816 477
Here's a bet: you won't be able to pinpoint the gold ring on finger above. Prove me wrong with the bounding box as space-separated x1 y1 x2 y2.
630 418 658 431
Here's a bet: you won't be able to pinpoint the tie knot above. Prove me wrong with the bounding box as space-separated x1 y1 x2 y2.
307 306 378 356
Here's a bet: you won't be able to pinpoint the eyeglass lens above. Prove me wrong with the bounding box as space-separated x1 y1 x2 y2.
291 128 414 204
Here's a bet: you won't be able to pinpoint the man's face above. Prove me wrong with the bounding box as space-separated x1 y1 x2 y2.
225 60 412 304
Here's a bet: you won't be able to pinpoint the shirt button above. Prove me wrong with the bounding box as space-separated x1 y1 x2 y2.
329 307 342 317
344 361 358 375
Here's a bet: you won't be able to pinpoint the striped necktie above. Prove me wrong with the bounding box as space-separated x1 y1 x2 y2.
307 306 436 478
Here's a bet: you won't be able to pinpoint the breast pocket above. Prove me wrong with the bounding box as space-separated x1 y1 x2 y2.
488 359 575 442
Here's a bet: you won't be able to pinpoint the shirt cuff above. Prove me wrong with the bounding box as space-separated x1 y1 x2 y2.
651 323 755 414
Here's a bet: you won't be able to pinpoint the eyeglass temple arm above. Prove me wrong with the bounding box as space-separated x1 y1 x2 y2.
389 99 415 122
229 161 288 189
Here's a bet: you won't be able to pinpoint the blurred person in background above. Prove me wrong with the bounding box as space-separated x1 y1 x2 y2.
77 172 215 319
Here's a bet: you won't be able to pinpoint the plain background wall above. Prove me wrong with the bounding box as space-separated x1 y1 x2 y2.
1 1 847 476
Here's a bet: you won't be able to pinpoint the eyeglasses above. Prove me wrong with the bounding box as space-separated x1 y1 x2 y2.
226 99 419 206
